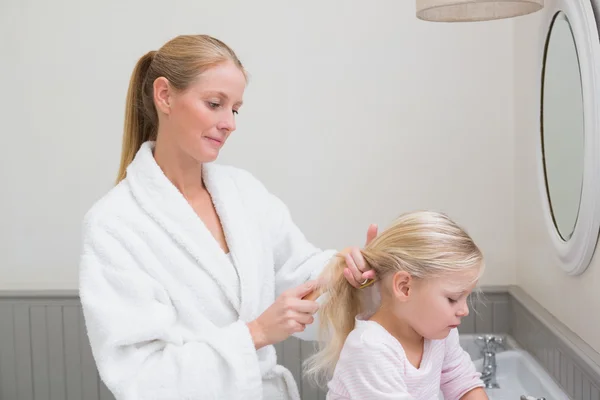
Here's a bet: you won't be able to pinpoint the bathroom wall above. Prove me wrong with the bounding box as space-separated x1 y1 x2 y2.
513 12 600 353
0 0 517 290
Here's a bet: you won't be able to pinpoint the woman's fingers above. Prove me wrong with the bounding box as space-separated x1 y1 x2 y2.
289 280 317 298
366 223 378 245
293 311 315 326
291 298 320 314
343 266 360 288
361 269 376 281
344 250 364 283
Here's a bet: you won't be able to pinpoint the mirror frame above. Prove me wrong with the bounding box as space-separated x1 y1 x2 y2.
537 0 600 275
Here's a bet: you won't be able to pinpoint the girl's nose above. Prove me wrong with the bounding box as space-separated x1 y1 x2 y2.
456 303 469 317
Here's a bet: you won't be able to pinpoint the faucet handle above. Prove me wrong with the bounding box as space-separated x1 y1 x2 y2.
491 335 504 348
476 335 505 352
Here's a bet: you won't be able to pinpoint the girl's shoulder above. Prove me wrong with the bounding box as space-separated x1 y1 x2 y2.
336 319 411 375
345 319 406 355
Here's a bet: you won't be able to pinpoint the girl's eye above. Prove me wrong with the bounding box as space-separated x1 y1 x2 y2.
208 102 220 109
233 109 239 115
448 298 458 304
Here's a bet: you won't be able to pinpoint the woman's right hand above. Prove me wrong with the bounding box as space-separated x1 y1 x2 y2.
247 280 319 350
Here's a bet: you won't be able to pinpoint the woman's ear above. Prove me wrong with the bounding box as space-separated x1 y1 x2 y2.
153 77 172 115
391 271 412 302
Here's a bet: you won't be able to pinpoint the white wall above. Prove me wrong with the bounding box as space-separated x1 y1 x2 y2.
0 1 516 290
514 12 600 352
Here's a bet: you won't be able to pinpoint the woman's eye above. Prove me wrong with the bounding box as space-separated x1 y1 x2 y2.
208 102 220 109
448 298 458 304
233 109 239 115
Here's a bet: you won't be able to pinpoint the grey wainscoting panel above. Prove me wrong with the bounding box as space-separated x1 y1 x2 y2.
0 286 529 400
461 290 511 334
510 286 600 400
0 293 112 400
0 302 18 400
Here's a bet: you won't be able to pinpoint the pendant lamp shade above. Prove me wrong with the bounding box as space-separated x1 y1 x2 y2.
416 0 544 22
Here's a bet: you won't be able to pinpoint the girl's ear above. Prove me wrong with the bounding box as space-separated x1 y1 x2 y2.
392 271 412 302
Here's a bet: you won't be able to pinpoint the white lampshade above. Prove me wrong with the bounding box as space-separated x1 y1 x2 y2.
416 0 544 22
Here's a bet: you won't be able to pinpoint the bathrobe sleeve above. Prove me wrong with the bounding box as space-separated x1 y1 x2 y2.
235 169 338 297
267 191 338 296
79 218 262 400
232 168 338 342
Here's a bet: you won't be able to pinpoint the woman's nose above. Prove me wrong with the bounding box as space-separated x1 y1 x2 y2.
217 112 236 132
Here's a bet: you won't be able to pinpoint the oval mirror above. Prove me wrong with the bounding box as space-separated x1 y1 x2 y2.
541 12 584 241
538 0 600 276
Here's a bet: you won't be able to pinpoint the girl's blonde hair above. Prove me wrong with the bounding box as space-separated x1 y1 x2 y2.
116 34 247 184
303 210 484 386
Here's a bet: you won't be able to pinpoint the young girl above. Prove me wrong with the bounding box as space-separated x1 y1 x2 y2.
304 210 489 400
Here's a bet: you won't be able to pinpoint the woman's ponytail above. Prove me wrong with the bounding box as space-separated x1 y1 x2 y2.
115 50 157 184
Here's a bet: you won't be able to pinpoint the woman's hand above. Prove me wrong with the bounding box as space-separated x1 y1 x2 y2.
340 223 378 288
247 280 319 349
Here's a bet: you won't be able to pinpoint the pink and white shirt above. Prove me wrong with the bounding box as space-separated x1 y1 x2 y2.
326 319 484 400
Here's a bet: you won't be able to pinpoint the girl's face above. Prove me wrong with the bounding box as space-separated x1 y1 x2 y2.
408 271 477 340
386 268 479 341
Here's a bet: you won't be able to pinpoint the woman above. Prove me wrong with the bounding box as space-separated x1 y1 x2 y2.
79 34 376 400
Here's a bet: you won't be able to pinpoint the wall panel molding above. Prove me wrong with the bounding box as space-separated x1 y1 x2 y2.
1 286 595 400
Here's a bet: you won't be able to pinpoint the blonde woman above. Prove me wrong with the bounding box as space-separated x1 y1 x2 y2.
78 34 377 400
304 211 489 400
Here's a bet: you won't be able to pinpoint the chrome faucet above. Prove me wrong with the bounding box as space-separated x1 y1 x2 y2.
476 335 504 389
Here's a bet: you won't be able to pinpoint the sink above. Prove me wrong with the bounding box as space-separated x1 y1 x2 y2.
437 348 568 400
472 349 568 400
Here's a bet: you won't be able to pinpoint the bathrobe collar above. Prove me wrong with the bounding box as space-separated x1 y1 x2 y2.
125 141 258 320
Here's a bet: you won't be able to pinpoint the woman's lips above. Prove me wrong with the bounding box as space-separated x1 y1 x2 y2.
205 136 223 146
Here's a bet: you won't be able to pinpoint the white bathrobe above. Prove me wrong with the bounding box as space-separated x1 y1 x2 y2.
79 141 337 400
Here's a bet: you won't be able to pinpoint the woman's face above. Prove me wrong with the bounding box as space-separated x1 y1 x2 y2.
155 61 247 163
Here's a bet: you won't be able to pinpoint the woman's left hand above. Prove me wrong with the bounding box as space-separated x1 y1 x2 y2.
340 223 378 288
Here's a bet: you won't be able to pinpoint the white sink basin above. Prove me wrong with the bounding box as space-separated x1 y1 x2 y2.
437 348 568 399
471 349 568 400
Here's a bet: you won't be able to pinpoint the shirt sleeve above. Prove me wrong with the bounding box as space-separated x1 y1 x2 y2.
440 328 485 400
